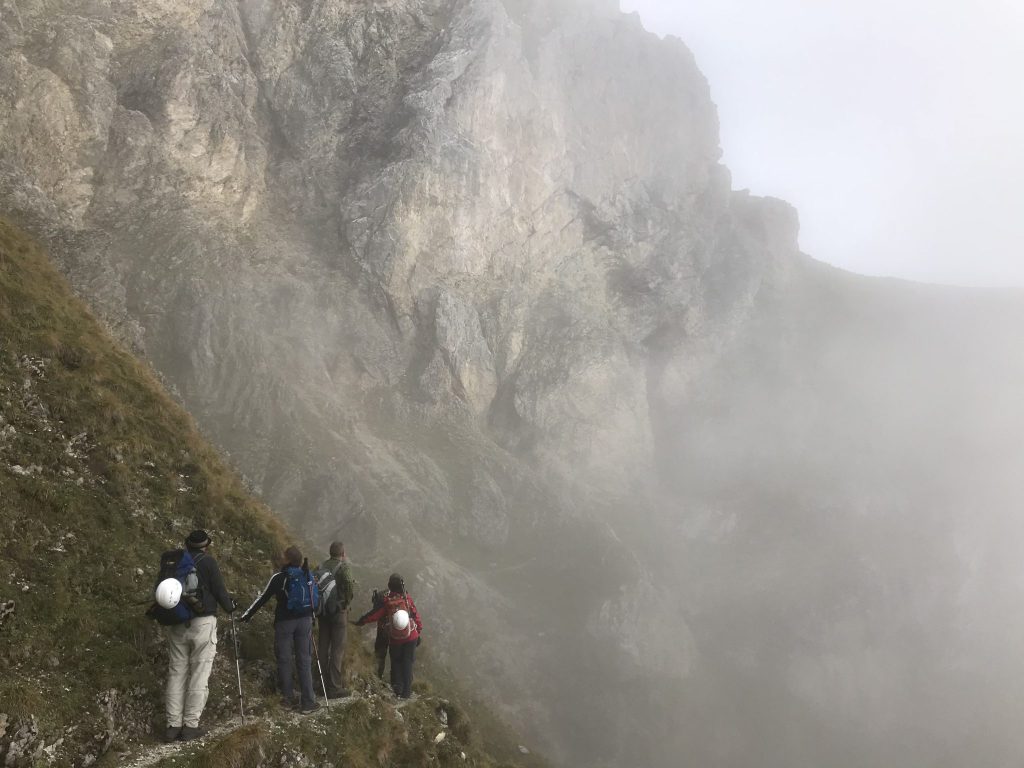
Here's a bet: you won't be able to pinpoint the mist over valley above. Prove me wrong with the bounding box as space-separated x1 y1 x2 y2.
2 1 1023 766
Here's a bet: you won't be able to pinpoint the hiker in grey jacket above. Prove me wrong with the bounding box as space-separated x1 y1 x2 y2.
318 541 355 698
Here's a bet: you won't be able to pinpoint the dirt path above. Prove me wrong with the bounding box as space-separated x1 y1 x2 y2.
122 695 361 768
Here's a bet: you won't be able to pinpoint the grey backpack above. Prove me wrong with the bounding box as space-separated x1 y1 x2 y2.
316 567 341 618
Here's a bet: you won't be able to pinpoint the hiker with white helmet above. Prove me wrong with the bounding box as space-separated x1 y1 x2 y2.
148 529 237 743
354 573 422 698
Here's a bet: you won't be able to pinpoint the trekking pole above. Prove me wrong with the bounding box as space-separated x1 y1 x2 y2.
303 558 330 708
229 611 246 722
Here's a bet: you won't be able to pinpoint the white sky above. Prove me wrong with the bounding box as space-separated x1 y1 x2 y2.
618 0 1024 287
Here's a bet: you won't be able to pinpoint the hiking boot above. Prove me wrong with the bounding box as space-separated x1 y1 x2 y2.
280 696 298 710
300 701 321 715
163 726 182 743
327 688 351 699
180 726 206 741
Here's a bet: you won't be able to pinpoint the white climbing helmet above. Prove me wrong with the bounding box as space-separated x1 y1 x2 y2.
392 609 410 631
155 578 183 609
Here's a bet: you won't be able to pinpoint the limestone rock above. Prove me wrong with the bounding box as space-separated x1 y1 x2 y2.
2 1 1024 766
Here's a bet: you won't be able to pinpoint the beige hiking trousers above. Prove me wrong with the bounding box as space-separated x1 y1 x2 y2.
165 615 218 728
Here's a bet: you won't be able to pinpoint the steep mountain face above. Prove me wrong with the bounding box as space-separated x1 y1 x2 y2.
0 219 529 768
3 1 1024 766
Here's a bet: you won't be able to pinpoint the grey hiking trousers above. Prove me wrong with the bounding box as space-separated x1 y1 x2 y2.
317 608 348 694
165 615 217 728
275 616 315 708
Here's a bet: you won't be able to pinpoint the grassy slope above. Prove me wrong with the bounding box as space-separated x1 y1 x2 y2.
0 220 532 768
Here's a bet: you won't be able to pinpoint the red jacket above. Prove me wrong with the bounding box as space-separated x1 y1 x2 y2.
357 591 422 644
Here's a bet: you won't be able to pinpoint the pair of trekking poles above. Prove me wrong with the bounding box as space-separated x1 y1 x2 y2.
228 559 331 720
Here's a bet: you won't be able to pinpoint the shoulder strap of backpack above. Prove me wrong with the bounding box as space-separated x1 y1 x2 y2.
189 551 208 590
389 593 410 611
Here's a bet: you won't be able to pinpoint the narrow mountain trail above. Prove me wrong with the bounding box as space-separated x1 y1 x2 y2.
122 694 363 768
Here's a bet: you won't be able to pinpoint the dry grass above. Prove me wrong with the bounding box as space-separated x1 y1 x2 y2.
0 219 291 758
189 725 268 768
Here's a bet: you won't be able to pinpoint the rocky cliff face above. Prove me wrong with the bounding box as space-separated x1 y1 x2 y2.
3 1 1024 766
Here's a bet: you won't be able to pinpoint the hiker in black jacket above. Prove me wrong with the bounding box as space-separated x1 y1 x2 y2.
239 546 319 713
368 588 390 679
164 530 236 743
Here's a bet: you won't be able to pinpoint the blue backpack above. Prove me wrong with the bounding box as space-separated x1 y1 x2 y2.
148 549 204 625
284 566 320 613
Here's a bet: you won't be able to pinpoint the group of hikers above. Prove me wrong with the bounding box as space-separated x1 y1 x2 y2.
147 530 423 743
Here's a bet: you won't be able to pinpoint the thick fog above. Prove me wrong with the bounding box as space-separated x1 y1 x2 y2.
620 0 1024 287
642 267 1024 767
611 2 1024 766
3 0 1024 766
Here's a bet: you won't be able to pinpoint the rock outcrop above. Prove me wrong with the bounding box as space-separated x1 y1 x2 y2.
3 1 1024 766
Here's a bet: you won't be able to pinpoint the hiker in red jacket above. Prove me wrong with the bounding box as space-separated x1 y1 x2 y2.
354 573 422 698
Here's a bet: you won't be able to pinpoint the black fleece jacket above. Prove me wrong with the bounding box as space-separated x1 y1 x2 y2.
239 568 315 623
191 550 235 615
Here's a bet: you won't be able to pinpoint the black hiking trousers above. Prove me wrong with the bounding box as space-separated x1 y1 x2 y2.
389 640 416 698
375 629 389 678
